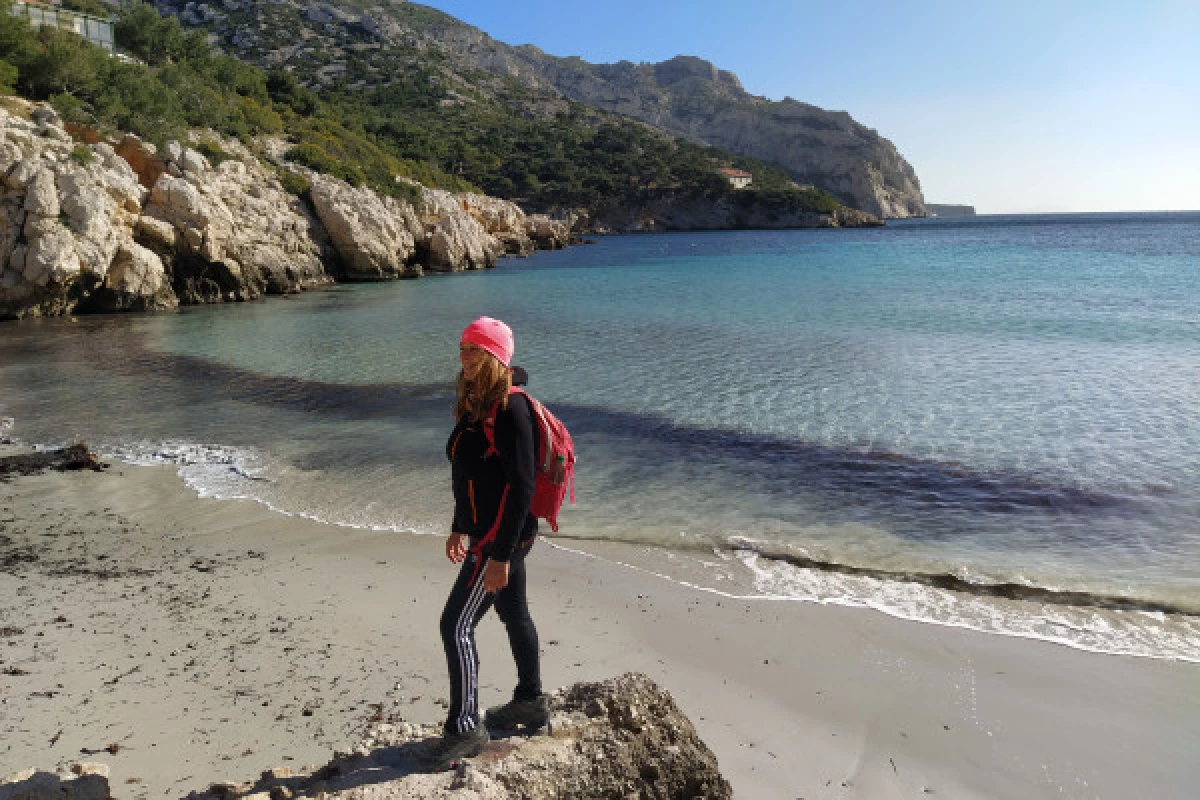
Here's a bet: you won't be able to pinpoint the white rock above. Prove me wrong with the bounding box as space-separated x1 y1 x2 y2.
0 142 23 177
22 225 79 285
106 241 168 297
6 158 41 191
136 214 177 249
425 208 499 271
164 140 183 163
308 173 419 278
6 129 35 152
179 148 210 174
56 169 120 277
69 763 110 779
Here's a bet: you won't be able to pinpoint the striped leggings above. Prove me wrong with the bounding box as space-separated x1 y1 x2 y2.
439 540 541 735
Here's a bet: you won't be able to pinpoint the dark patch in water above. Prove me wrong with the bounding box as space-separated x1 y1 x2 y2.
79 336 1157 525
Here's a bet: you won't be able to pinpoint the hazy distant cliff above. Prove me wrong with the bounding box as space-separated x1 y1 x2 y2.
926 203 976 217
448 48 927 219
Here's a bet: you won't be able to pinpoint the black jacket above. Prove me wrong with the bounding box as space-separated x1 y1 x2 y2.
446 381 538 563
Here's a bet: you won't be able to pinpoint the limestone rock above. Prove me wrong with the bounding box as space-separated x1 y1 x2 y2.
0 767 111 800
23 168 58 216
526 214 570 249
22 224 79 286
99 241 176 311
179 148 211 174
5 159 39 191
0 105 335 318
0 95 572 318
419 187 537 269
135 214 178 250
174 674 731 800
143 138 332 302
425 209 496 272
309 173 421 279
56 166 122 279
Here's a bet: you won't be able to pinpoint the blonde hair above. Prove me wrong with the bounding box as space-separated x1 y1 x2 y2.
455 351 512 424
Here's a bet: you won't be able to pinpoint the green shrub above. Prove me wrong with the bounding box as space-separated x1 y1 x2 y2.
69 144 94 166
0 59 16 95
48 91 89 124
193 139 231 166
276 168 311 198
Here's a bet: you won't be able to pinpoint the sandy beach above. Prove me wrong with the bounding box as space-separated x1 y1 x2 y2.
2 450 1198 799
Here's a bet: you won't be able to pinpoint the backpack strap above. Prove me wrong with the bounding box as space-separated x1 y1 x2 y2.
472 387 541 584
482 387 539 459
467 485 509 585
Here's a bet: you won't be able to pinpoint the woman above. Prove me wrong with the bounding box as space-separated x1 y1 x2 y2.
422 316 549 771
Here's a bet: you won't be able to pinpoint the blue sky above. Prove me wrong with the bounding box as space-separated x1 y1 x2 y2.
419 0 1199 214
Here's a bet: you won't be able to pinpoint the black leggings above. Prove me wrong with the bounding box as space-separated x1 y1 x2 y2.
439 540 541 735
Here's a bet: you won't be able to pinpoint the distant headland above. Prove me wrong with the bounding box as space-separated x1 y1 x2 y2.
925 204 977 217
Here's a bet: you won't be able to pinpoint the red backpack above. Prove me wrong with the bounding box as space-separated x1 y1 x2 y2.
483 387 576 533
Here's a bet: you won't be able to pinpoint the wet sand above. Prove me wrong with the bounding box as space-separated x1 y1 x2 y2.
2 451 1198 798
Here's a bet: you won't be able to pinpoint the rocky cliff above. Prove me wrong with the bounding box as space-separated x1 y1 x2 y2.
1 673 733 800
151 1 925 218
0 100 570 320
430 45 927 219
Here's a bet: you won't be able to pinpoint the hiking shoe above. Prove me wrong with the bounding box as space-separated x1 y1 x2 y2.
418 725 489 772
484 695 550 732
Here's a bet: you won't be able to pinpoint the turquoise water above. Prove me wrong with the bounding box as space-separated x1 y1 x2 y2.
3 212 1199 660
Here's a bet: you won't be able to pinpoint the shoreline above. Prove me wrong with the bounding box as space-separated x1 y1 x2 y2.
2 450 1198 798
28 432 1200 667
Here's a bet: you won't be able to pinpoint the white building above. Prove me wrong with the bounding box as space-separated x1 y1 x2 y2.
717 167 753 189
10 1 115 51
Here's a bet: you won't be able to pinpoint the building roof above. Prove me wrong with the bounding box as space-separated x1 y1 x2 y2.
717 168 753 178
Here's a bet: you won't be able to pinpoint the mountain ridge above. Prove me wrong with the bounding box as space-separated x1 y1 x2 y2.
157 0 925 218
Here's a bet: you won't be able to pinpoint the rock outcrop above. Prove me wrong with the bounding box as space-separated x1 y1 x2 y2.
212 673 729 800
1 674 730 800
308 174 423 279
0 763 112 800
0 101 570 321
0 100 335 317
0 105 168 318
140 136 333 303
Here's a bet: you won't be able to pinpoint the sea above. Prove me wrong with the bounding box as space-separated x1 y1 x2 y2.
2 211 1198 662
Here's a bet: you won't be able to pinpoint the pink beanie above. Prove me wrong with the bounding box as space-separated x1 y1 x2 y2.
460 316 514 366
